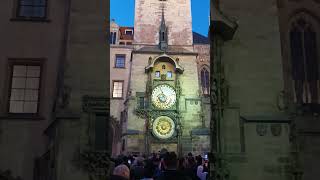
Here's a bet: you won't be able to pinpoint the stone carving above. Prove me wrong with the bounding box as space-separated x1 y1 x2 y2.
277 90 288 111
82 95 109 113
256 124 268 136
271 124 282 136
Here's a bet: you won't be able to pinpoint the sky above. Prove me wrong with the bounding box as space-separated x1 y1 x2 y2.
110 0 210 37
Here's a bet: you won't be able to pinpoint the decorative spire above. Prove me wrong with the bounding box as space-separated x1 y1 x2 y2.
159 6 168 51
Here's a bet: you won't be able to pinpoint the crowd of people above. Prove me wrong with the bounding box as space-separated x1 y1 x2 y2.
110 151 209 180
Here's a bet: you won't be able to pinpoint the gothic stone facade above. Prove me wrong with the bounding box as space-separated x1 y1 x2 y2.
110 0 211 156
211 0 320 180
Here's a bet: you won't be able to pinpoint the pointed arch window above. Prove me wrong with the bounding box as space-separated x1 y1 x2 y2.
200 67 210 95
162 32 165 41
290 18 319 104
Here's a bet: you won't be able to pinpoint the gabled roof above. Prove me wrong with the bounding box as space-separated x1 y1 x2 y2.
193 32 209 44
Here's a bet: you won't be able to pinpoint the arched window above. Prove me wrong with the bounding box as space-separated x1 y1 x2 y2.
290 18 319 104
200 67 210 95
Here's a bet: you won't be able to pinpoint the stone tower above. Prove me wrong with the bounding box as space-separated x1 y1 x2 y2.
134 0 193 46
123 0 210 156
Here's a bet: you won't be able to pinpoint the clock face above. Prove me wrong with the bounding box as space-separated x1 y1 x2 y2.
151 84 176 109
152 116 175 139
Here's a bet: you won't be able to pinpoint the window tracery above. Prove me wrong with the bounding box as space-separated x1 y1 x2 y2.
289 15 319 104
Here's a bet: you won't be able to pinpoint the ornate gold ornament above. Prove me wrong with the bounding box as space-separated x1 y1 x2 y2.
151 84 176 109
152 116 175 139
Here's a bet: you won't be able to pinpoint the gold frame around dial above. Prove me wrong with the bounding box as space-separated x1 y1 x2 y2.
152 116 175 139
151 84 176 109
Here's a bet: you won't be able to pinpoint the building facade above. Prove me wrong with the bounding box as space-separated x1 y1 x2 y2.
109 0 211 156
210 0 320 180
0 0 108 180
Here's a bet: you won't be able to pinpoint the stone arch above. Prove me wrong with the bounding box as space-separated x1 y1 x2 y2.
145 54 184 73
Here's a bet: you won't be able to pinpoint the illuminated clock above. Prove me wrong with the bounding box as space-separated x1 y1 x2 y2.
152 116 175 139
151 84 176 109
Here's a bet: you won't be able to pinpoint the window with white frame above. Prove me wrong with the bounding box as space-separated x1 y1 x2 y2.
9 64 41 114
112 81 123 98
125 29 133 35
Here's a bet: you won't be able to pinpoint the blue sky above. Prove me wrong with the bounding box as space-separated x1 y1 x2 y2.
110 0 210 37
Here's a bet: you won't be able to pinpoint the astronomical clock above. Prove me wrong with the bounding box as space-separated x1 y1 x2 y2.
145 55 183 145
151 84 176 110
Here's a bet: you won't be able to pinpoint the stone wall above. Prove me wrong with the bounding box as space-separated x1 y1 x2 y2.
134 0 193 46
0 0 68 179
220 0 284 115
215 0 291 179
110 46 132 120
54 0 109 179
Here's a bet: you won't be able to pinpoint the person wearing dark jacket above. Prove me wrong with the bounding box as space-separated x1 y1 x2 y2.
155 152 192 180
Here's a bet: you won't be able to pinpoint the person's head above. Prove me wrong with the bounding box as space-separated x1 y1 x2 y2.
187 156 196 168
163 151 178 170
196 155 203 166
188 152 193 157
135 157 144 166
113 164 130 179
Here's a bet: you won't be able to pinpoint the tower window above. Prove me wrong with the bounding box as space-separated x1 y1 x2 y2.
167 71 172 78
200 68 210 95
162 65 166 69
155 71 160 77
162 32 165 41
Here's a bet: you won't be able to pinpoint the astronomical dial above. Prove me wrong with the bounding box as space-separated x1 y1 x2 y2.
151 84 176 109
152 116 175 139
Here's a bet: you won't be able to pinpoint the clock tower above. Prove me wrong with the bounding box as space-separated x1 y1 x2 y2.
123 0 209 156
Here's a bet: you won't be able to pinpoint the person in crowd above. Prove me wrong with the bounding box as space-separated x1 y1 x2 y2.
111 164 130 180
131 156 145 180
122 155 131 169
155 152 192 180
196 155 208 180
177 157 185 172
140 159 155 180
183 156 199 180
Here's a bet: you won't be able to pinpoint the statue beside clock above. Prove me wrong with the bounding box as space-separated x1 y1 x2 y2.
150 84 177 140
